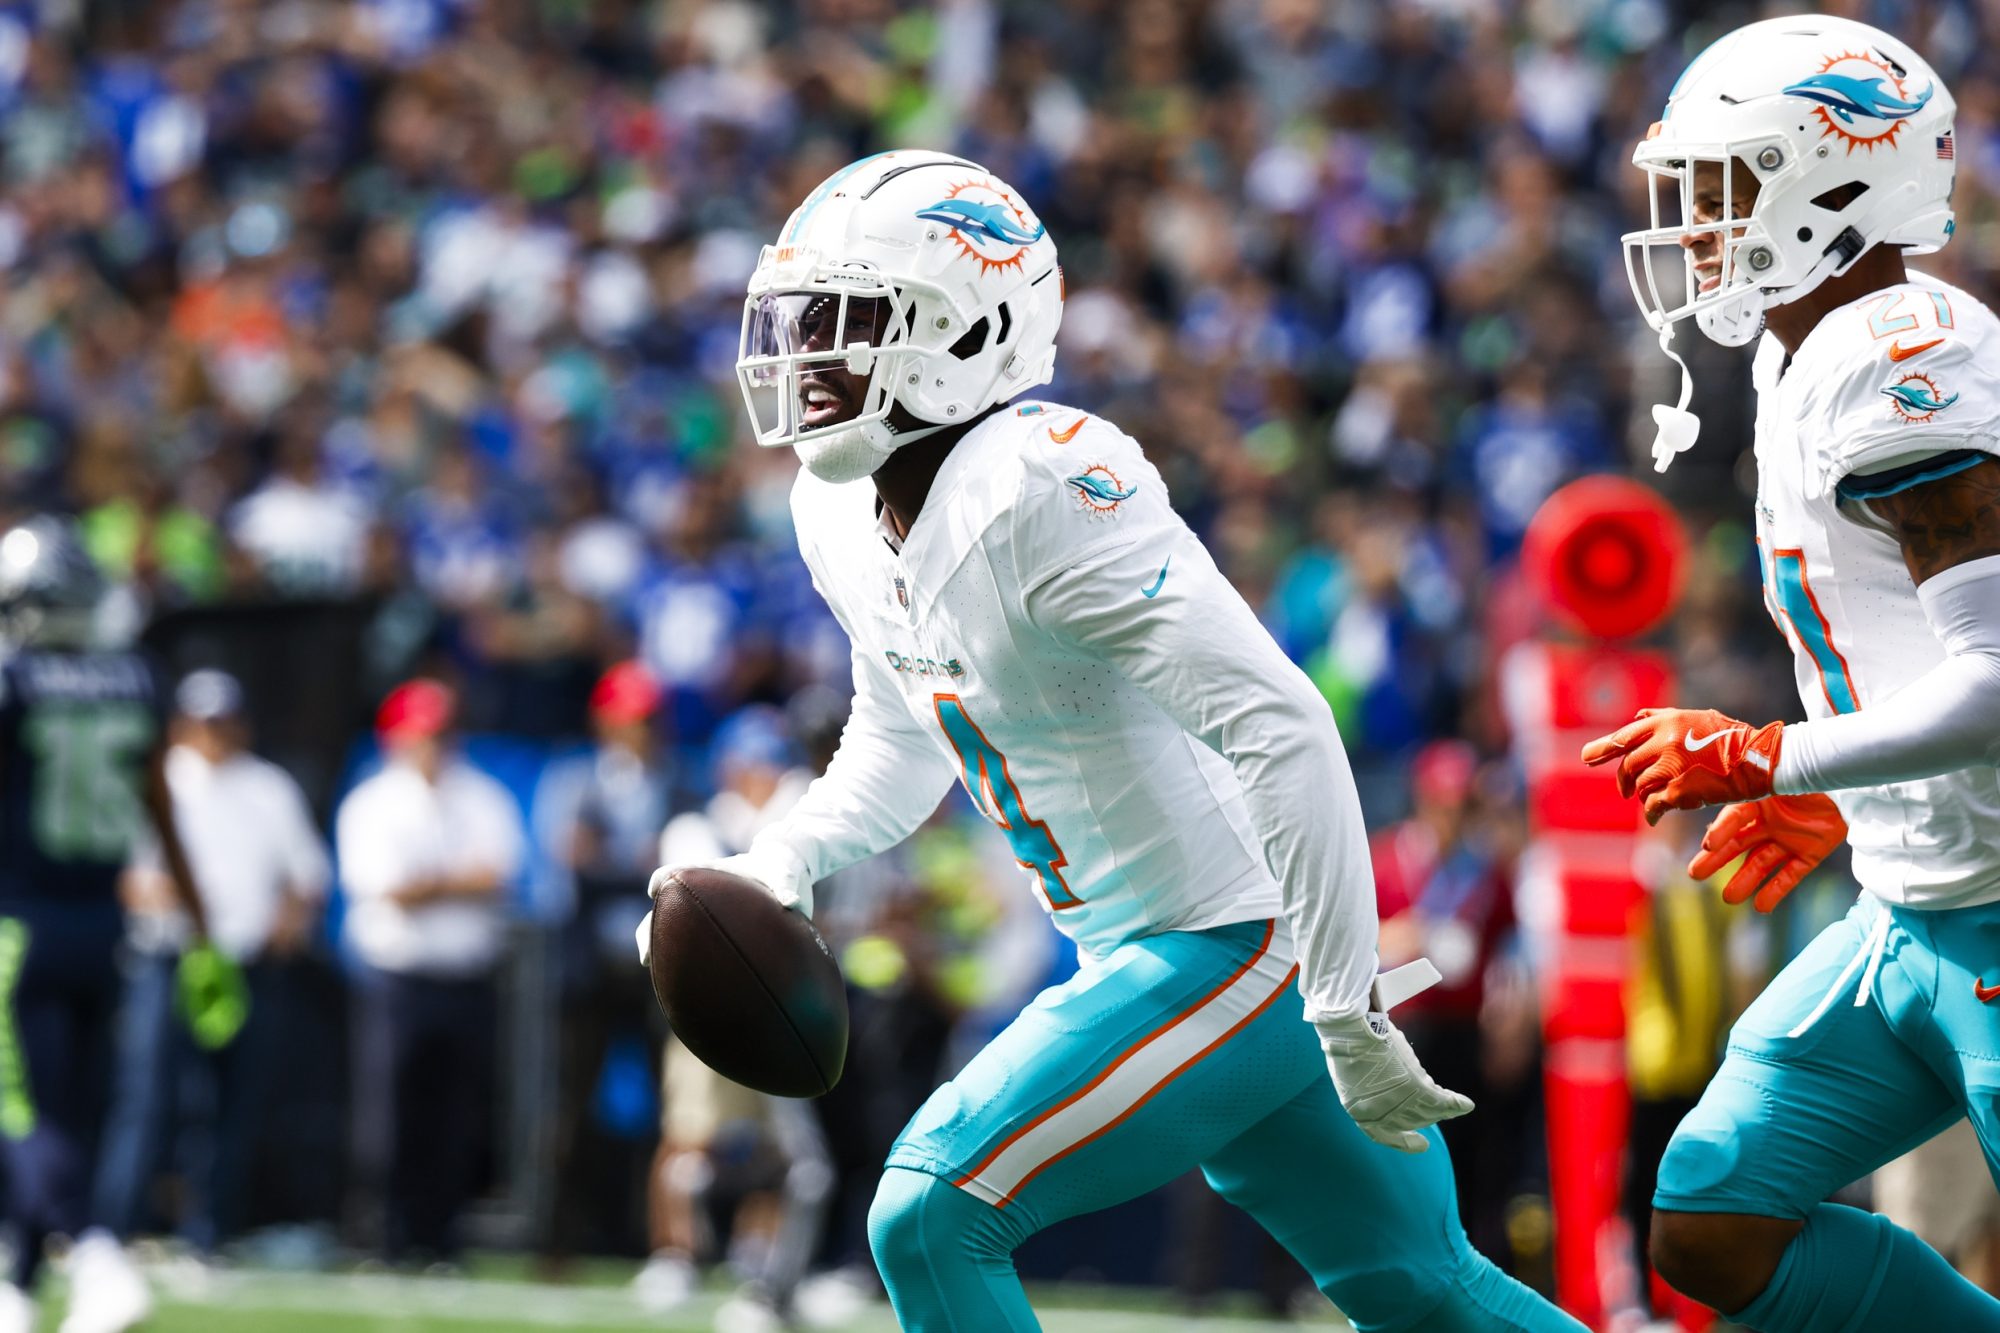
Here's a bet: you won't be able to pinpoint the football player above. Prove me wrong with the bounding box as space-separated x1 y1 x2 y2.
639 151 1585 1331
0 518 239 1333
1588 14 2000 1328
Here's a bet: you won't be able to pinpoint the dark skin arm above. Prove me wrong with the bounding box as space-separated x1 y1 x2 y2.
142 741 211 940
1865 456 2000 585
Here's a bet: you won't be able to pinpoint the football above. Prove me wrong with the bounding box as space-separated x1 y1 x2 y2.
647 864 848 1098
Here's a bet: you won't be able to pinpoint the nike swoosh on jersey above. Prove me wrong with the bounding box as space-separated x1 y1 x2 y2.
1977 977 2000 1004
1048 418 1086 445
1683 728 1739 753
1141 557 1170 598
1888 337 1944 362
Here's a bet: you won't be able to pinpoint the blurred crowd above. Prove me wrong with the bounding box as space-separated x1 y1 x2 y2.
8 0 2000 765
7 0 2000 1319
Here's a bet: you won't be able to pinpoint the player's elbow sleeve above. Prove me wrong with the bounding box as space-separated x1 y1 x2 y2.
1271 673 1343 753
1968 651 2000 767
1219 681 1344 781
1924 554 2000 766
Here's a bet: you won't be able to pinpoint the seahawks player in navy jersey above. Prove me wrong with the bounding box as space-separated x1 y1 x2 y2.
0 517 231 1333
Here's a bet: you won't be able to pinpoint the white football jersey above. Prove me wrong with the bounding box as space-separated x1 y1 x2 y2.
1753 274 2000 908
769 402 1379 1019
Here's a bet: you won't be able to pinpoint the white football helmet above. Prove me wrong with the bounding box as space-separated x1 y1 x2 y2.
1623 14 1956 468
736 151 1063 483
1626 14 1955 346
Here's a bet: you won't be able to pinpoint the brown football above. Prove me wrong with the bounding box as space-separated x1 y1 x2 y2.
647 864 847 1098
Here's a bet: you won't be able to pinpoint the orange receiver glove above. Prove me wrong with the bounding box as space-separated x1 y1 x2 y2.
1580 707 1783 825
1686 793 1848 913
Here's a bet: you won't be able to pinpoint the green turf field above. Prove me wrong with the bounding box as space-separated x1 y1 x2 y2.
36 1264 1352 1332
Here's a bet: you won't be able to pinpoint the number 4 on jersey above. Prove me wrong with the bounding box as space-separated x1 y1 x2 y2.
932 694 1081 910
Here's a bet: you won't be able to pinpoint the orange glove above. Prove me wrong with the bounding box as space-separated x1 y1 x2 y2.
1580 707 1783 825
1687 794 1848 912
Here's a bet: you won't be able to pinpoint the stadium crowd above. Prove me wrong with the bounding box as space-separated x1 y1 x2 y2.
5 0 2000 1322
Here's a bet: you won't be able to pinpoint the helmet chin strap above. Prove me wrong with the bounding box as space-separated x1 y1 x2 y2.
1764 231 1862 310
1649 321 1701 473
794 413 953 484
1649 229 1862 473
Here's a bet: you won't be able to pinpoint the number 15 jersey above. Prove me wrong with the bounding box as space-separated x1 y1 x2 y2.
770 403 1379 1021
0 646 164 906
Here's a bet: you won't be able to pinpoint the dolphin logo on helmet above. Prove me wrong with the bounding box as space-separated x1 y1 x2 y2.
1783 73 1934 125
914 199 1048 249
1785 52 1937 154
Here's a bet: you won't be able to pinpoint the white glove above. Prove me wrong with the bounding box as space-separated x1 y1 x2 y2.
635 840 815 967
1313 959 1474 1153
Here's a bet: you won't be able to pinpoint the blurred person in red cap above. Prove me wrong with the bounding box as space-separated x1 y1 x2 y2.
529 661 677 1263
1370 742 1538 1277
335 677 525 1266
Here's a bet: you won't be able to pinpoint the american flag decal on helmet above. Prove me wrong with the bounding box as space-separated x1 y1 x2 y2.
1938 132 1955 160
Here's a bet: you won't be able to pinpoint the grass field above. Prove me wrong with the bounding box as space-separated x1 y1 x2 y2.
35 1262 1351 1332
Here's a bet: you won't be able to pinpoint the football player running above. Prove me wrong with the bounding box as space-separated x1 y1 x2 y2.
638 151 1584 1331
1588 14 2000 1328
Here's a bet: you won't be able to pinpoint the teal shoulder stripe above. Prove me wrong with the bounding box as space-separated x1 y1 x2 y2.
1837 449 1985 504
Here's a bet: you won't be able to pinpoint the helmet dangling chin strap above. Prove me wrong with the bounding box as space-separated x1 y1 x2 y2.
1647 228 1857 473
1647 259 1767 474
1649 321 1702 474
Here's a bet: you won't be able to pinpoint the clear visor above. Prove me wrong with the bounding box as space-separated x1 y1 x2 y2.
737 284 910 448
1621 149 1771 333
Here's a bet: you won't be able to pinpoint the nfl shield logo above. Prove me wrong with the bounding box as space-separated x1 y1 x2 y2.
894 575 908 609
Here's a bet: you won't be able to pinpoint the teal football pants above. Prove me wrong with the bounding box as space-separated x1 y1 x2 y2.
1654 894 2000 1327
1657 894 2000 1217
867 920 1582 1331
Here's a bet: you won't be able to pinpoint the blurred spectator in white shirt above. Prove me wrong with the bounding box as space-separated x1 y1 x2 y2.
97 668 330 1257
338 679 522 976
228 408 373 598
336 678 524 1262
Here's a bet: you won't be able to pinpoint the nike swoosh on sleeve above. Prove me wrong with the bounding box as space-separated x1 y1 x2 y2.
1141 558 1170 598
1888 337 1944 362
1048 418 1086 445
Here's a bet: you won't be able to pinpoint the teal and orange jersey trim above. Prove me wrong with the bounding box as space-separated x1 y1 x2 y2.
933 694 1078 909
1767 548 1861 714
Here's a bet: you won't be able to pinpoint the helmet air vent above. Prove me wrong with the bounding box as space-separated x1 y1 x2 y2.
949 317 991 360
1810 181 1869 212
